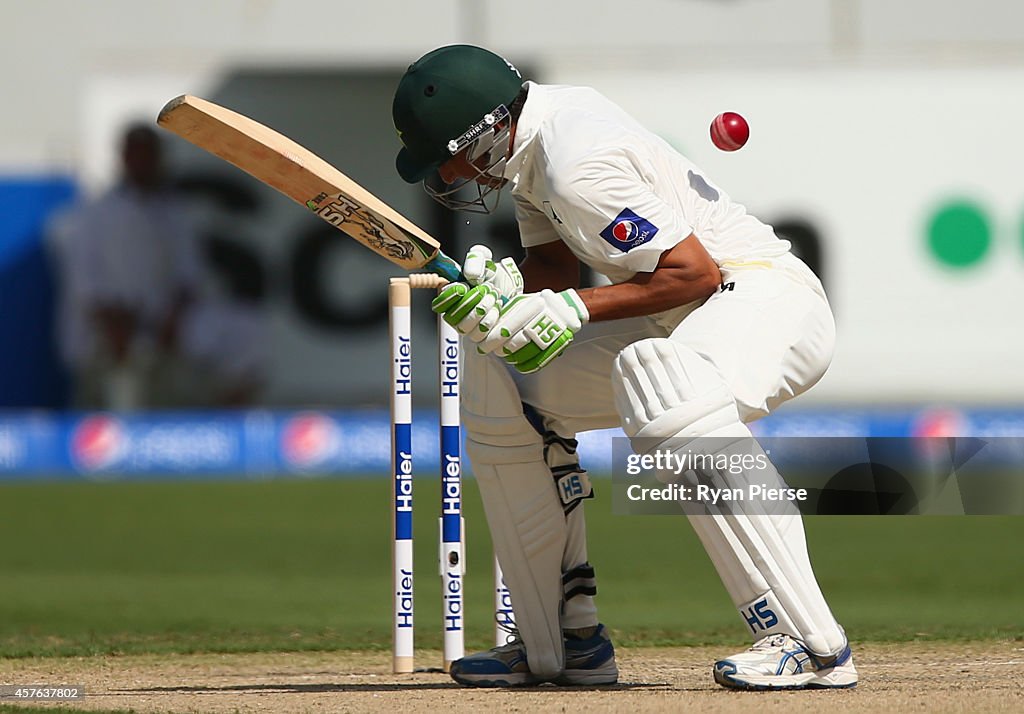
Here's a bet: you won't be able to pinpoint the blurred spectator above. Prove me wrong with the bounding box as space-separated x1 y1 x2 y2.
48 123 266 409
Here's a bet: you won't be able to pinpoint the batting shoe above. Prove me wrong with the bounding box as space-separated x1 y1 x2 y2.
713 634 858 691
449 624 618 687
449 637 541 687
556 624 618 686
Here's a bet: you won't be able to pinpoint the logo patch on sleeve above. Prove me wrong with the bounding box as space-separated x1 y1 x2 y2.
599 208 659 251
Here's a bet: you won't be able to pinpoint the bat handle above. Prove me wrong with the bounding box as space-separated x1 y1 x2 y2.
425 251 512 306
425 251 465 283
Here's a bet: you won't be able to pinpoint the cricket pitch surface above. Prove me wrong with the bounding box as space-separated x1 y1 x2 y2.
3 642 1022 713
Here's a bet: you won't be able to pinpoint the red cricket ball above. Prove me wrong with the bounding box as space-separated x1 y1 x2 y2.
710 111 750 152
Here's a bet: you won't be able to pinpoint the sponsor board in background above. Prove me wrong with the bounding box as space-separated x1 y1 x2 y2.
0 410 435 478
1 407 1024 480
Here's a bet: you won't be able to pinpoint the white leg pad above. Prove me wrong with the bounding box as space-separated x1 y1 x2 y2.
462 349 566 678
611 337 738 444
535 425 597 630
611 338 847 657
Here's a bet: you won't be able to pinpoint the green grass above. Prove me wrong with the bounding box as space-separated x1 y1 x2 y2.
0 478 1021 658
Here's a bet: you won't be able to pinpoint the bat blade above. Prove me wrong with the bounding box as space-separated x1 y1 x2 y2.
157 95 460 281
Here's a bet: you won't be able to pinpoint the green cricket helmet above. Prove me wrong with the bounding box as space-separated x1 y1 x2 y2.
392 45 523 196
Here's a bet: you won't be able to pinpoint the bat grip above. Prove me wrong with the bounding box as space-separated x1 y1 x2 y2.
425 251 465 283
424 250 513 306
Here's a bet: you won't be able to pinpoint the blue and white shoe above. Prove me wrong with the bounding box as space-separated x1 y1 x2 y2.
557 624 618 685
449 624 618 687
713 634 858 690
449 638 540 687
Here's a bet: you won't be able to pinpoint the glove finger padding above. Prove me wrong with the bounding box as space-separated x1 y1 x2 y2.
431 282 469 315
462 244 493 286
461 244 524 304
432 283 501 339
461 287 501 343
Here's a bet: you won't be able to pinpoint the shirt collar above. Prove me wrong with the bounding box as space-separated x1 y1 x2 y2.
503 81 546 184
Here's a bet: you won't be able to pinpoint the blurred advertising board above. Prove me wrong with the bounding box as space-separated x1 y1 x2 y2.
1 406 1023 480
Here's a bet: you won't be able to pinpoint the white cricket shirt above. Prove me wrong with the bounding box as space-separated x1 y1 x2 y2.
504 82 790 284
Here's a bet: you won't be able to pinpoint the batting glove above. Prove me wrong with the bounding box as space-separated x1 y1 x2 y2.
479 289 590 374
431 282 502 342
462 244 524 304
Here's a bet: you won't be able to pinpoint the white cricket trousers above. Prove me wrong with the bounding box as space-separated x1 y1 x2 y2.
513 252 835 431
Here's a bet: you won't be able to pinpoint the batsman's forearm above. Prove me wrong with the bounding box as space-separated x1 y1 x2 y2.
519 253 580 293
578 267 721 322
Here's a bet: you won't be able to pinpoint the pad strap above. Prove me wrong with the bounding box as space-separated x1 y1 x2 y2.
522 403 595 515
551 462 593 514
562 562 597 601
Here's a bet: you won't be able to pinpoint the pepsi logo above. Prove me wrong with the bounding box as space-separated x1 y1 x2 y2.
612 220 639 243
71 414 126 471
282 412 341 468
599 209 659 251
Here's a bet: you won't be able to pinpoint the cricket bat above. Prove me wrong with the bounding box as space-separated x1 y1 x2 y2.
156 95 462 282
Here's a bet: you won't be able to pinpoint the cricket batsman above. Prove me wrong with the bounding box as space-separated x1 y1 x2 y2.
392 44 857 690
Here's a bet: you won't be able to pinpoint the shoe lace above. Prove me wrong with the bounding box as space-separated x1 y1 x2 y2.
750 634 791 651
494 611 522 648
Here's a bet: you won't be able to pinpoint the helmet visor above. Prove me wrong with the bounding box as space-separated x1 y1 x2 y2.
423 106 512 214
